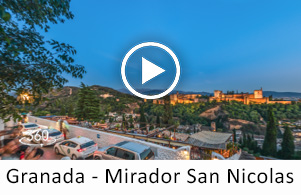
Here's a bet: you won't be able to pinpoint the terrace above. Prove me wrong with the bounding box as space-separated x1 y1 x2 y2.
26 114 241 160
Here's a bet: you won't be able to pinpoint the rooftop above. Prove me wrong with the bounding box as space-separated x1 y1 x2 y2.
186 131 232 150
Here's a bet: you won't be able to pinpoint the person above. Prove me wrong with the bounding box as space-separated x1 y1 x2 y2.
0 139 42 160
2 139 19 157
62 127 68 140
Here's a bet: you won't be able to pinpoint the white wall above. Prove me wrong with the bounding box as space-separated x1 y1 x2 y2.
0 117 17 130
0 119 4 131
28 116 190 160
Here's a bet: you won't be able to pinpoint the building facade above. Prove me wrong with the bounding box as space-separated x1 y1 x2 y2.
153 92 202 105
209 88 291 105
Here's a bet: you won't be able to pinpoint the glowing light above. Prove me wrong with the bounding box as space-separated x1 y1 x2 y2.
19 92 32 103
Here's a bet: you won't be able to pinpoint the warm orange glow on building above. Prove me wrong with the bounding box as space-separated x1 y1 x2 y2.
153 92 202 105
209 88 292 105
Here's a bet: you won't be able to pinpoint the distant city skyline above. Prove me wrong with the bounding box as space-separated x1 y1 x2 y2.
43 0 301 92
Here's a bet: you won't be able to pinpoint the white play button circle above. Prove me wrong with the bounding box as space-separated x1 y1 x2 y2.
121 42 181 100
142 57 165 84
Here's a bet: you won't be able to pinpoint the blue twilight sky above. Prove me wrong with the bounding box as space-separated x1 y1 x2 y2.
43 0 301 93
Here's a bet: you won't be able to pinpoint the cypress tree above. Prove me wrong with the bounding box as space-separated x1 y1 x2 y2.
242 132 247 148
75 83 100 122
156 115 161 128
162 95 173 126
238 137 242 145
280 126 295 159
75 83 86 120
247 134 252 148
262 106 277 157
128 115 134 128
139 104 147 129
68 104 74 117
233 129 237 143
60 106 66 116
122 114 128 130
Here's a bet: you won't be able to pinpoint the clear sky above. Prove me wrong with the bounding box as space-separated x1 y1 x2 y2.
44 0 301 92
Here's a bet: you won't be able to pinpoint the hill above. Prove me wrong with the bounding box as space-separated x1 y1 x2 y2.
35 85 141 116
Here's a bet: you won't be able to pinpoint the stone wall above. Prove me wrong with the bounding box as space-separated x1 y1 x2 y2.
28 116 190 160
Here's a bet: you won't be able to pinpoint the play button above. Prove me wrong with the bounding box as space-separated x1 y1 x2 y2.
121 42 181 99
142 57 165 84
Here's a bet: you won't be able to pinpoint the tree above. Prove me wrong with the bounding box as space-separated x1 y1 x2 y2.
0 1 85 121
122 114 128 130
156 115 161 128
139 104 147 129
242 132 247 148
128 115 134 128
250 110 260 123
238 137 242 145
75 83 100 121
149 125 154 131
233 129 237 143
162 95 173 126
262 107 277 157
268 95 273 101
247 134 252 148
280 126 295 159
68 104 74 117
60 106 66 116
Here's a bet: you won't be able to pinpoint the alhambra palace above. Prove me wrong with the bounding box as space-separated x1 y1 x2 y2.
153 92 202 105
210 88 291 105
152 88 292 105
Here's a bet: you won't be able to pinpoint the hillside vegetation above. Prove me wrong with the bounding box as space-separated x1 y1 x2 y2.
31 85 301 134
34 85 140 116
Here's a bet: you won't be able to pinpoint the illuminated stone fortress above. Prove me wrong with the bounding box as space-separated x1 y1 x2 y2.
153 92 201 105
209 88 291 105
152 88 292 105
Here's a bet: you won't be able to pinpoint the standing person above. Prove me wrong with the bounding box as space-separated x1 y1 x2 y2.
62 121 70 140
62 126 68 140
57 119 66 139
58 119 63 132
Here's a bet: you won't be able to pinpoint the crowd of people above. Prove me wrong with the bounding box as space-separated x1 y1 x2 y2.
0 126 42 160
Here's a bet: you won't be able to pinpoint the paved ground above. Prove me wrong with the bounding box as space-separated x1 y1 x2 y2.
19 137 94 160
19 138 63 160
40 146 63 160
